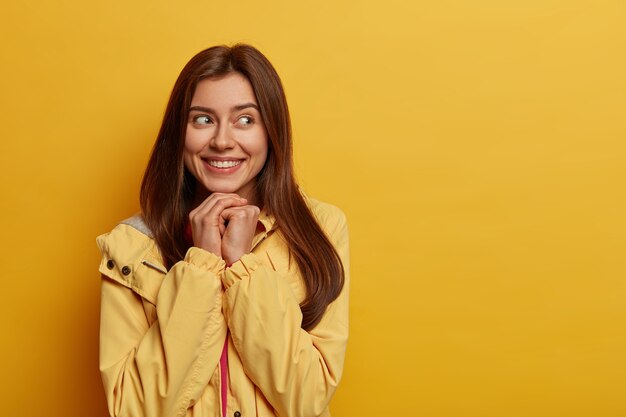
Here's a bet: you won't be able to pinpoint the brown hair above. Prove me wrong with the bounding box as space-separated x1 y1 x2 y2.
140 44 344 330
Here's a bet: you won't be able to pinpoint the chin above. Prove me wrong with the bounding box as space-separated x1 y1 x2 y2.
206 186 243 196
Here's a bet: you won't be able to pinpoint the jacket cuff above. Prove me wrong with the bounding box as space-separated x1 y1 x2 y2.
222 253 261 288
184 247 226 273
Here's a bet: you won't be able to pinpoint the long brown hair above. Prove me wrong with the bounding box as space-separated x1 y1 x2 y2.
140 44 344 330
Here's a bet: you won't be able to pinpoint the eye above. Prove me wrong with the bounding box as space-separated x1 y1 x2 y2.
192 115 213 125
237 115 254 126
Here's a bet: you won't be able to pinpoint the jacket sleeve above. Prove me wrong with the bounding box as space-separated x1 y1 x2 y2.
221 207 350 417
98 228 228 417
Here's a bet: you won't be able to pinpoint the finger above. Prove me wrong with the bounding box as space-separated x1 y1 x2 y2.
220 206 261 237
220 205 261 222
190 192 245 213
190 193 246 217
188 194 248 252
220 206 261 265
189 194 247 225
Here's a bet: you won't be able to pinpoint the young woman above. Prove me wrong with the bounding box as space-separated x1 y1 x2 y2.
96 44 349 417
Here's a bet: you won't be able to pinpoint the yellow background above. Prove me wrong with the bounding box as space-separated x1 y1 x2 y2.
1 0 624 416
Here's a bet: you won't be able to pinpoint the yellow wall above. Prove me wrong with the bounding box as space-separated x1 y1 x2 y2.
1 1 624 416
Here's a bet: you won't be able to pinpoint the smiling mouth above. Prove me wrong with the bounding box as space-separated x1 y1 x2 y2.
205 159 243 169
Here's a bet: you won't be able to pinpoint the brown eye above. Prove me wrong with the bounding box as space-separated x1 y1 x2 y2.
238 115 253 126
193 115 212 125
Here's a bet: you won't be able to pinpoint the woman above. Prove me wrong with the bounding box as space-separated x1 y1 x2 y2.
96 44 349 417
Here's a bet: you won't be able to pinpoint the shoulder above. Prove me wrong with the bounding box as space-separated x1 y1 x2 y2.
119 214 154 237
96 214 166 303
96 214 155 258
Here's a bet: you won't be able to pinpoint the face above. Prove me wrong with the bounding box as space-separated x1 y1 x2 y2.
184 72 268 205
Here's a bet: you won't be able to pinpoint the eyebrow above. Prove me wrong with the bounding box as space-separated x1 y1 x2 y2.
189 103 260 113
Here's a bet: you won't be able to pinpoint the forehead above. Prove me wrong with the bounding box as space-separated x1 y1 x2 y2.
191 73 257 107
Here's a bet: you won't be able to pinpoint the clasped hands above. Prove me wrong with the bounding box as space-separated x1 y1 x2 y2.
189 193 260 266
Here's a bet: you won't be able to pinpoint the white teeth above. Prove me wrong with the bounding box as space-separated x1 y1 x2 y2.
208 160 241 168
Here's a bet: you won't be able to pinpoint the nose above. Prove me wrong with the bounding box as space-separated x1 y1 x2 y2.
209 123 235 151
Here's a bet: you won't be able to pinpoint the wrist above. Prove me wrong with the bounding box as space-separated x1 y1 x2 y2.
184 247 226 272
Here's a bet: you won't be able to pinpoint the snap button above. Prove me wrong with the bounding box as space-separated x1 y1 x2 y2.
106 260 115 270
234 412 241 417
121 266 131 275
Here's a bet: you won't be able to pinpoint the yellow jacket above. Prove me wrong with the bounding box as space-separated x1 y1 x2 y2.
96 198 349 417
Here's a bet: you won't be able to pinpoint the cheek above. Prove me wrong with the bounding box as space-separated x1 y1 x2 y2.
253 133 269 165
239 129 269 166
184 127 205 151
256 140 268 161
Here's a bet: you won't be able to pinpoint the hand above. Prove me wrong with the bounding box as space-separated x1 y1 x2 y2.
188 193 248 258
220 204 260 265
